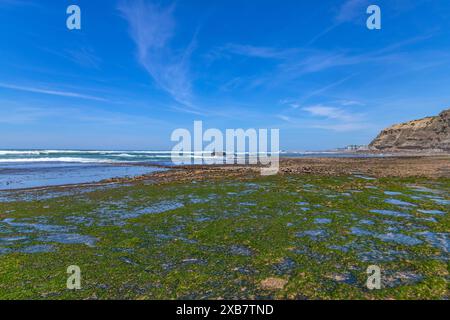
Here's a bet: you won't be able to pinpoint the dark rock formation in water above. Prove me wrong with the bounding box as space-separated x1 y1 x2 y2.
369 109 450 152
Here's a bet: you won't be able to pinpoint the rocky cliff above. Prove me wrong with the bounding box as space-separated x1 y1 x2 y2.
369 109 450 152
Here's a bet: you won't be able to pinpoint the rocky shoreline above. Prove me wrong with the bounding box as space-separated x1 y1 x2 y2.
5 155 448 192
278 155 450 178
109 155 450 183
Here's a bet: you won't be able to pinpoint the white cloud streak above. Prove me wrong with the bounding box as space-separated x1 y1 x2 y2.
118 0 197 109
302 105 362 122
0 83 108 102
335 0 371 23
277 104 368 132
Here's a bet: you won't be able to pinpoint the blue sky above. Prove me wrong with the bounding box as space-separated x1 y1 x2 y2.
1 0 450 150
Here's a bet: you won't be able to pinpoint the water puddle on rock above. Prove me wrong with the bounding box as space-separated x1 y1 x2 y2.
93 200 185 226
229 245 253 256
353 174 376 181
2 218 70 233
416 232 449 253
384 191 403 196
20 244 55 253
273 258 296 275
326 273 357 285
38 233 97 247
135 201 185 215
314 218 332 224
377 233 422 246
417 209 445 216
359 249 409 263
359 219 375 225
383 271 423 288
370 210 411 218
384 198 417 207
0 236 27 242
351 227 422 246
408 185 442 194
0 217 97 253
296 229 328 240
155 233 197 245
431 198 450 205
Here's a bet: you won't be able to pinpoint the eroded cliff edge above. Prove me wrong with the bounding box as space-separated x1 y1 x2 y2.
369 109 450 152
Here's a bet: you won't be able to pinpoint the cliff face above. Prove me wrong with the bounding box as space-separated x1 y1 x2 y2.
369 109 450 152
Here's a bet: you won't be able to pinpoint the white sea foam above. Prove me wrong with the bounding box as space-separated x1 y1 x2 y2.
0 150 252 164
0 157 121 164
0 150 175 155
0 151 42 155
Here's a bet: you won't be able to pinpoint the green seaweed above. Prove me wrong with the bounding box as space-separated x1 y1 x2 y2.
0 174 448 300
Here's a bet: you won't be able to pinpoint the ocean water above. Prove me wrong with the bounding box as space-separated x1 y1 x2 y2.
0 163 164 190
0 150 179 164
0 150 245 190
0 150 378 190
0 149 381 163
0 150 180 190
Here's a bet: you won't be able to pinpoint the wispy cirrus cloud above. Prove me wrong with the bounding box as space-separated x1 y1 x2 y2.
118 0 198 110
309 0 429 46
65 47 102 69
335 0 371 23
213 32 434 93
0 102 169 127
305 0 370 46
288 74 358 109
338 99 365 106
0 83 109 102
302 105 363 122
310 122 369 132
216 44 301 60
41 46 102 69
306 0 370 46
277 104 368 132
